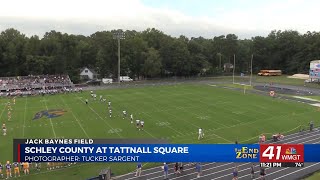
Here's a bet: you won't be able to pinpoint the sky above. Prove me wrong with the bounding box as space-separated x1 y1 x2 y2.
0 0 319 39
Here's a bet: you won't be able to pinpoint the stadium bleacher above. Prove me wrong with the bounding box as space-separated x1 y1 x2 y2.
0 75 74 96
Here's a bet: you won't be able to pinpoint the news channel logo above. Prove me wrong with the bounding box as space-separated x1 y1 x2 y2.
235 146 259 159
285 147 297 155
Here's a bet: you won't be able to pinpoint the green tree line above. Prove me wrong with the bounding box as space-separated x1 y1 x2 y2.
0 28 318 83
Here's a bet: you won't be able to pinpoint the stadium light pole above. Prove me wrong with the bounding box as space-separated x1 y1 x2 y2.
250 54 253 86
217 52 222 69
233 54 235 84
113 29 125 83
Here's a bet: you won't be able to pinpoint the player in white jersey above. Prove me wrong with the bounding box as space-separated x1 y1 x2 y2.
8 111 11 121
136 120 140 129
108 101 111 109
130 114 133 123
102 98 106 102
122 111 127 119
93 94 97 100
140 120 144 130
109 109 112 118
85 99 88 105
2 124 6 136
198 128 204 140
7 102 12 111
100 95 102 101
90 91 93 94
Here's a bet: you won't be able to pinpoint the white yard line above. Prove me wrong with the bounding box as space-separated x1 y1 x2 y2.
74 94 123 138
310 103 320 107
143 129 157 139
293 96 319 102
0 100 8 120
139 90 202 132
59 96 90 138
142 90 235 139
22 96 27 137
109 94 158 139
42 97 57 138
167 111 313 143
128 97 185 136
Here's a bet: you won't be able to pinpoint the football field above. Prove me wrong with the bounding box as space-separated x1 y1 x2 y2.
0 83 317 179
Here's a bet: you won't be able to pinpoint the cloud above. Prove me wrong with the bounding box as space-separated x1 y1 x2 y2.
0 0 319 39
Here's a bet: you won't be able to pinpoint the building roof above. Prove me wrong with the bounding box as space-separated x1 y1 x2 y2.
80 67 99 75
311 60 320 63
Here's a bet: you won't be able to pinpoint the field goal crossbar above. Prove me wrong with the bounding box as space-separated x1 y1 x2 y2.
232 82 252 87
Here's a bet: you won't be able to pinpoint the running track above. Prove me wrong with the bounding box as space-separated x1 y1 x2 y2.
115 129 320 180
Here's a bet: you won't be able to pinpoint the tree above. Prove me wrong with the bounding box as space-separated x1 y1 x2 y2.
0 28 27 76
142 48 162 78
0 27 319 80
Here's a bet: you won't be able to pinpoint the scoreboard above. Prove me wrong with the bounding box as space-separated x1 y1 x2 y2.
13 139 320 165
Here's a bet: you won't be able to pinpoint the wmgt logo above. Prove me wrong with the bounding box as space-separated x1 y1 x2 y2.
33 109 67 120
285 147 297 155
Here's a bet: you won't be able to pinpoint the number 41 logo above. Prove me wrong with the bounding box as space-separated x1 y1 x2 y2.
260 144 304 163
262 146 281 160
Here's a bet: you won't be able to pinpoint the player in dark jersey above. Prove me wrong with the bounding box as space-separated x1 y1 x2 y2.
136 120 140 130
130 114 133 123
140 120 144 131
0 163 3 178
5 161 12 179
122 110 127 119
108 101 111 109
2 124 6 136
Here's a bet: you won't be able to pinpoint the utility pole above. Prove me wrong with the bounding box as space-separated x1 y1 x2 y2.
250 54 253 86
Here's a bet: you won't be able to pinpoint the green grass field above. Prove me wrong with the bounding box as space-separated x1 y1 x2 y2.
0 83 318 179
304 171 320 180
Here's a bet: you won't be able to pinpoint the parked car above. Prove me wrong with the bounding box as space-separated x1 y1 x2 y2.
120 76 133 82
102 78 113 84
